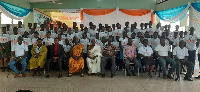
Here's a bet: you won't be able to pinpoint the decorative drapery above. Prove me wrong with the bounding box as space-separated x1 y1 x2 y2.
0 1 32 20
154 3 190 22
189 7 200 37
80 9 115 20
119 9 151 16
192 1 200 12
82 9 153 27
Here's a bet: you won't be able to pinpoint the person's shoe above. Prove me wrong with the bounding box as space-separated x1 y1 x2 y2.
22 74 26 77
184 77 193 81
132 73 136 76
67 74 72 77
80 73 84 77
111 74 114 78
148 73 152 78
58 74 62 78
14 74 20 78
163 76 167 79
167 75 174 79
2 69 5 72
175 77 180 81
46 75 50 78
37 72 41 76
195 75 200 79
101 74 105 78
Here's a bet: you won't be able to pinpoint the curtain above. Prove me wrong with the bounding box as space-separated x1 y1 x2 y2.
0 1 32 20
192 1 200 12
80 9 116 20
154 3 190 22
82 8 152 28
119 9 151 16
189 7 200 37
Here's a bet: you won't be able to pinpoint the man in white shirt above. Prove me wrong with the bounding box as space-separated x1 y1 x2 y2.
95 33 102 46
26 23 32 33
173 40 193 81
18 21 26 35
99 26 108 39
146 21 155 37
6 24 13 35
119 31 128 47
184 27 197 74
9 37 28 78
138 39 155 77
67 28 75 43
80 33 90 73
32 32 39 46
0 27 11 72
43 32 54 46
155 37 176 79
151 32 160 51
89 25 97 39
10 27 21 50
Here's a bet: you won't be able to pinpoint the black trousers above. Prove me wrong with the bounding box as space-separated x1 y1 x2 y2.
46 58 62 73
116 51 122 69
83 53 88 73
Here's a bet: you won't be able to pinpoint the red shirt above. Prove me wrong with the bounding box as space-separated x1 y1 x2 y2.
54 44 59 55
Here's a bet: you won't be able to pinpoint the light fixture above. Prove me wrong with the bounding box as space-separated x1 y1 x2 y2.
57 3 63 4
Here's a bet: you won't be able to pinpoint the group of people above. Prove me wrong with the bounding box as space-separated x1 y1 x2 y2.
1 20 200 81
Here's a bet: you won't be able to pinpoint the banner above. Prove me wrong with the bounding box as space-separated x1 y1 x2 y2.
34 9 81 27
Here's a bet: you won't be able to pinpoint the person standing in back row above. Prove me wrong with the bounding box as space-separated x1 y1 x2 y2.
184 27 197 74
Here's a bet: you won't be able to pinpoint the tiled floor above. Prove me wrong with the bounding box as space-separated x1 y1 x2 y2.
0 69 200 92
0 57 200 92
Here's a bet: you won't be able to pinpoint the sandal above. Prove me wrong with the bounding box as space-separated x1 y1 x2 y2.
80 73 84 77
67 74 72 77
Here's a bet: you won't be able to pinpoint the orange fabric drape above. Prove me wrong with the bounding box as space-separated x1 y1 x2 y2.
119 9 151 16
151 12 155 24
80 9 116 20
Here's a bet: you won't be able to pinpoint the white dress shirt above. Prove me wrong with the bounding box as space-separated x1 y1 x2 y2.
155 44 170 56
11 43 28 57
138 45 153 56
173 46 189 59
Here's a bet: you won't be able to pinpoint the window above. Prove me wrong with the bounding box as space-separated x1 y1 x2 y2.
1 13 23 24
160 20 180 32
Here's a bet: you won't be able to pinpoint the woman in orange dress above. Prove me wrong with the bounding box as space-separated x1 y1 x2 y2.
68 38 84 77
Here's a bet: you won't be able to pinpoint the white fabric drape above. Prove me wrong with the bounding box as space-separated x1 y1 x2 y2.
189 7 200 37
161 3 191 23
82 9 152 28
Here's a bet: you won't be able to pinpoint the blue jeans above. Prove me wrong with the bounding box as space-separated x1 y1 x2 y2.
157 57 176 76
9 58 27 74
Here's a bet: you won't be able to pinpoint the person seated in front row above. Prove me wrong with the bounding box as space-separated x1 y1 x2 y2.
173 40 193 81
101 38 117 78
123 38 140 76
29 38 47 76
46 38 64 78
138 39 155 77
9 36 28 78
155 37 176 79
87 39 102 75
68 38 85 77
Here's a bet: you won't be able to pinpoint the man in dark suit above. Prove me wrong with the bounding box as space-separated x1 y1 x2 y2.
46 38 64 78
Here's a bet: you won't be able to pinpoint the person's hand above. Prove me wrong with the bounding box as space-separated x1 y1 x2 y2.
92 55 98 59
53 57 59 61
133 57 136 61
127 57 132 61
180 60 185 64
